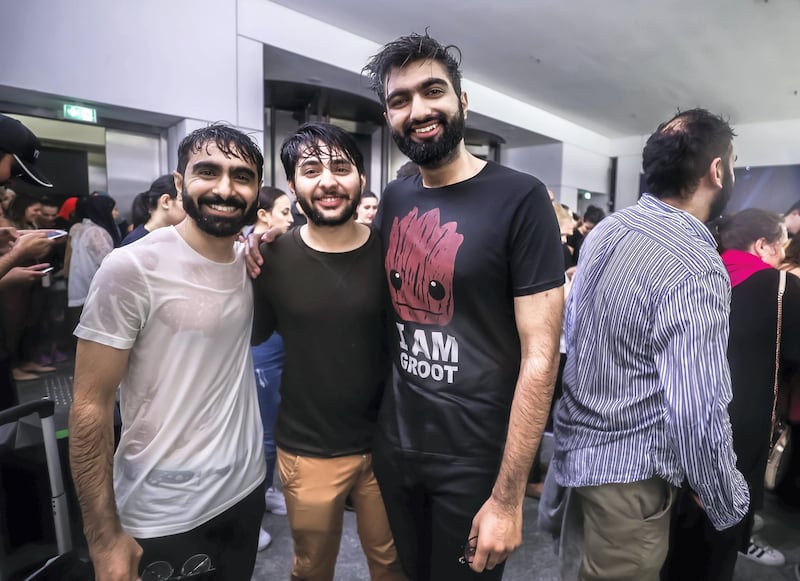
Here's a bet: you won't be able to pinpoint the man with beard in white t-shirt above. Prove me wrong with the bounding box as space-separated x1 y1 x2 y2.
69 124 266 581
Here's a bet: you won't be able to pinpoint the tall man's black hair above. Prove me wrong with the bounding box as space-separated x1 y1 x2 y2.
363 32 463 105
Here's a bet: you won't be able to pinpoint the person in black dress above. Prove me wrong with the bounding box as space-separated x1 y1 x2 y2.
662 208 800 580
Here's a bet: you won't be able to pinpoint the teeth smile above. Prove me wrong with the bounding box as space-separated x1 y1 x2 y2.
209 204 238 213
414 123 439 134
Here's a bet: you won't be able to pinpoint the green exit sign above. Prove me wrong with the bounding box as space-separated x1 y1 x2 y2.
62 104 97 123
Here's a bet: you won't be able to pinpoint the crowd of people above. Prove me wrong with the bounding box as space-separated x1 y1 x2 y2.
0 30 799 581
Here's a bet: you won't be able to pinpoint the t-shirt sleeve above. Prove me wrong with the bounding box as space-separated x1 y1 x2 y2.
74 249 149 350
251 244 277 345
508 181 565 296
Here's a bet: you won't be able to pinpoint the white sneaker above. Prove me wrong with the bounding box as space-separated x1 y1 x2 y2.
265 487 287 515
738 538 785 566
752 513 764 533
257 527 272 551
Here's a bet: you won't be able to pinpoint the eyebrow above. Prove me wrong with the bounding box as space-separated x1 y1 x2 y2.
191 161 256 179
386 77 449 103
298 156 352 167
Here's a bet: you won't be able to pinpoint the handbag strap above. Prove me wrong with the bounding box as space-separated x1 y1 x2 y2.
770 270 787 450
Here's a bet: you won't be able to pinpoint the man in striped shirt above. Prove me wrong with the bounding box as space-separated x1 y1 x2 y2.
552 108 749 581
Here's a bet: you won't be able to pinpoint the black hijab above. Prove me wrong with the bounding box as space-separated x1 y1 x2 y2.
76 195 121 247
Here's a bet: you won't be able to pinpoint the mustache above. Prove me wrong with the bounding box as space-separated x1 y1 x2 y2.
198 194 246 210
403 114 446 136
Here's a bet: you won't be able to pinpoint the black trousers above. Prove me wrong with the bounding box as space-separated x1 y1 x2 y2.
660 486 750 581
135 482 265 581
373 440 505 581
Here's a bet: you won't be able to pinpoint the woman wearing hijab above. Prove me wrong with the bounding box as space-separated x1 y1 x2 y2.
66 195 120 333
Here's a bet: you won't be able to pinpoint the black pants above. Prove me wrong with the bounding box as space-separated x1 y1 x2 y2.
660 486 750 581
136 482 265 581
373 440 505 581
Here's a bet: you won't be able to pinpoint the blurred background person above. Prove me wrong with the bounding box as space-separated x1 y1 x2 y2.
247 186 294 551
778 235 800 513
395 160 420 179
66 195 120 341
6 192 43 230
527 201 577 499
121 174 185 245
663 209 799 579
355 191 378 225
57 196 78 229
37 196 60 230
567 204 606 266
1 187 16 218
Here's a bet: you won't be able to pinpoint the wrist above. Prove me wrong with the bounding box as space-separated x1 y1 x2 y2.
490 487 524 512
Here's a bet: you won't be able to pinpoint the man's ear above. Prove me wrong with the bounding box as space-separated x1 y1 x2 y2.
360 175 366 194
461 91 469 119
287 180 296 197
172 172 183 195
709 157 724 189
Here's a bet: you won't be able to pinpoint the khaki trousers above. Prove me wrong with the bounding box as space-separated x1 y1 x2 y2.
575 477 675 581
277 448 405 581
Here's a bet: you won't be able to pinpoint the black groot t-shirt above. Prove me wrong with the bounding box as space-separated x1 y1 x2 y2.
252 227 388 457
376 162 564 460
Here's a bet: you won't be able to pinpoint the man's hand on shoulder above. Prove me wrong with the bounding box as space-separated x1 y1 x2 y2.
467 495 523 573
89 531 143 581
245 227 285 279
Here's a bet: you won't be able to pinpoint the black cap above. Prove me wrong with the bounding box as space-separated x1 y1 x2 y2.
0 114 53 188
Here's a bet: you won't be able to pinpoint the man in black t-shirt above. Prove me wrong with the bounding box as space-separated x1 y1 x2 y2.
252 123 404 581
363 34 564 580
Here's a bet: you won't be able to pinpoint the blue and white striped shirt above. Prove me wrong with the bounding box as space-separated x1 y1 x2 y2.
553 194 749 530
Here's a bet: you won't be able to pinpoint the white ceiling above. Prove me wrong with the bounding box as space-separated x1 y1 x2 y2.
269 0 800 138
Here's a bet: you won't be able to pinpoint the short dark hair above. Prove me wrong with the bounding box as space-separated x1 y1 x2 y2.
717 208 784 252
130 191 151 228
784 199 800 216
131 175 180 224
642 108 735 200
39 196 60 209
582 205 606 225
363 32 463 105
149 174 178 199
258 186 288 212
176 124 264 182
280 122 365 181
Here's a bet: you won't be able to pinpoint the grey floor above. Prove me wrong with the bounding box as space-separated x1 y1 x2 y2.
12 364 798 580
253 492 800 580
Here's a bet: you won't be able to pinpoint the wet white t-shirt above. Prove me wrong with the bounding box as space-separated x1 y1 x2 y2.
75 226 265 538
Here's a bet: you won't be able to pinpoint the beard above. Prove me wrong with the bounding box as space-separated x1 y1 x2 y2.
296 190 361 227
391 103 466 169
708 165 734 222
182 190 258 237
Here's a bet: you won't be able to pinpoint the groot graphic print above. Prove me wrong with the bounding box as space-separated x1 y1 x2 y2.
385 208 463 325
